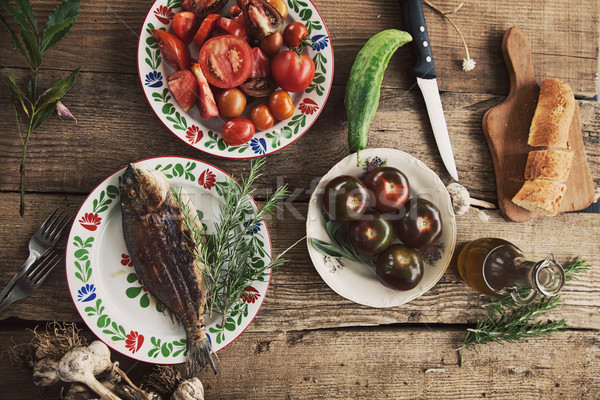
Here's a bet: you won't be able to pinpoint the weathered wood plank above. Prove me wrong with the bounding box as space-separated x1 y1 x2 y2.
0 81 599 203
1 193 598 329
1 327 598 399
0 1 597 96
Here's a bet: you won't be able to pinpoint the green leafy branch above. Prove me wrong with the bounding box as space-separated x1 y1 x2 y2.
459 257 590 365
0 0 81 215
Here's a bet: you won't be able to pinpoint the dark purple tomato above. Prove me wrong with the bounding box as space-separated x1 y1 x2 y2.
363 166 410 213
322 175 370 222
376 244 424 291
348 212 393 256
396 197 443 249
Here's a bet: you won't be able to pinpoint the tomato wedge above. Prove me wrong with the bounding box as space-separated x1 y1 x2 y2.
198 35 253 89
150 29 191 70
167 70 199 112
193 13 220 47
172 11 200 43
190 63 219 119
250 47 270 78
215 17 248 41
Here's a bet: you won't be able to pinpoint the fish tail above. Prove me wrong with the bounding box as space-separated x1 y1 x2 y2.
186 333 217 376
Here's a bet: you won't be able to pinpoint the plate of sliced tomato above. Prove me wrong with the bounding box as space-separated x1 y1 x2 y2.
138 0 333 158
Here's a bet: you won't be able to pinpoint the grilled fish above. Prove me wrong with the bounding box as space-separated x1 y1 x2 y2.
120 163 216 375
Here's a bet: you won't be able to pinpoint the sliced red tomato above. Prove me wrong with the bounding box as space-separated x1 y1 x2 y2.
167 70 199 112
239 77 276 97
192 13 220 47
172 11 200 44
190 63 219 119
198 35 253 89
222 118 255 145
241 0 283 40
182 0 227 19
215 17 248 41
150 29 191 70
271 50 315 92
250 47 270 78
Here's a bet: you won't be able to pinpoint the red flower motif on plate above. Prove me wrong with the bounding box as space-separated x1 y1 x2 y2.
121 254 134 267
298 98 319 115
79 213 101 231
198 169 216 190
241 286 260 304
125 331 144 353
186 125 203 145
154 5 174 24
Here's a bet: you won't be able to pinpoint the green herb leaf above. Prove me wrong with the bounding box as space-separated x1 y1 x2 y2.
34 66 81 114
1 0 29 34
42 0 80 52
20 27 42 70
3 71 30 116
0 13 30 66
14 0 38 34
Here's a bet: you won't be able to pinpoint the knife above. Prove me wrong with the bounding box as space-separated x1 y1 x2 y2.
400 0 459 181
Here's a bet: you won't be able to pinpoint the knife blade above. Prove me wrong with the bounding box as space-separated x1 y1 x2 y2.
400 0 459 181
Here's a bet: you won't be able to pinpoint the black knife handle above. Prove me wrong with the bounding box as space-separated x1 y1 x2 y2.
399 0 437 79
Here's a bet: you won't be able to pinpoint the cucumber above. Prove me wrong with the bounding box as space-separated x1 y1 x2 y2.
345 29 412 153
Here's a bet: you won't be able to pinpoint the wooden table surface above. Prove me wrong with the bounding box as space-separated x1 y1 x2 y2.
1 0 599 399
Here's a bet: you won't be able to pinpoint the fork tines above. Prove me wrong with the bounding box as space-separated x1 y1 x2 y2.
40 208 71 242
29 251 61 286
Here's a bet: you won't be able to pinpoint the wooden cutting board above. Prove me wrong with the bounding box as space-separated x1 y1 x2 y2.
482 27 595 222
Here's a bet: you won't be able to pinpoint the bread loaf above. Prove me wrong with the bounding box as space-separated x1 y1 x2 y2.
524 149 574 181
528 78 575 149
512 179 567 216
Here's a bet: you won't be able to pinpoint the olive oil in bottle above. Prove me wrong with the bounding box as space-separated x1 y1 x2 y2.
457 238 565 303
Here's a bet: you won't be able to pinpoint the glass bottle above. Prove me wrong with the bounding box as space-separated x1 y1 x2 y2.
457 238 565 304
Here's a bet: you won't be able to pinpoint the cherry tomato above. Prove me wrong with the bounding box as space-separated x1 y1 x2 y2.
222 118 255 145
363 166 410 213
266 0 288 19
268 89 294 120
217 88 246 118
229 5 242 17
250 47 271 78
240 78 276 97
396 198 443 249
259 31 283 56
349 212 393 256
198 35 253 89
192 13 220 47
172 12 200 44
248 104 274 130
215 17 248 41
190 63 219 119
321 175 370 222
376 244 424 291
150 29 191 70
271 50 315 92
167 70 199 112
283 22 308 48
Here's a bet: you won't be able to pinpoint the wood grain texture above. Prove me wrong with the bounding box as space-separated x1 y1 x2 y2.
1 194 598 330
483 28 595 221
0 0 598 96
1 327 599 400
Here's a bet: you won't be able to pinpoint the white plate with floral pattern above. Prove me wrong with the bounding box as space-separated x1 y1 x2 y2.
137 0 333 158
66 156 272 364
306 148 457 308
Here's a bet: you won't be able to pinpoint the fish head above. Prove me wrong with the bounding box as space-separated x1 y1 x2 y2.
120 163 170 215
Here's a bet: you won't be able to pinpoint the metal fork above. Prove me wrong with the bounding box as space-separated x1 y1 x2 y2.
0 251 62 313
0 209 71 304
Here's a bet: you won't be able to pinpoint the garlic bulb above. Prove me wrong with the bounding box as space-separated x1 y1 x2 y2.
171 377 205 400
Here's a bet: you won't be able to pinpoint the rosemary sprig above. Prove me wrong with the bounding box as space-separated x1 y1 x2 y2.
310 220 375 268
1 0 81 215
174 159 290 323
459 257 590 365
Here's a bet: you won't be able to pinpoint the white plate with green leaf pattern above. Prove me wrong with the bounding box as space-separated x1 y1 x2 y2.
66 156 272 364
137 0 333 158
306 148 457 308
